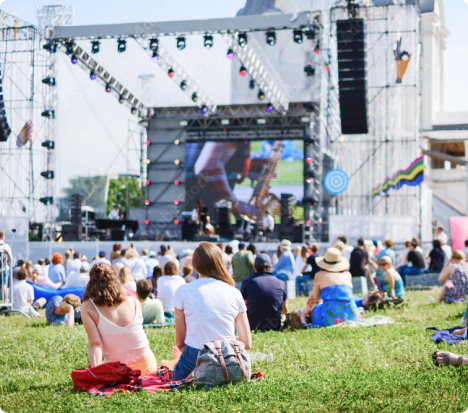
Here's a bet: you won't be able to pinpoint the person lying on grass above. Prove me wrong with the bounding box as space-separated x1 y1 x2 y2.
161 242 251 380
81 263 158 376
45 294 81 327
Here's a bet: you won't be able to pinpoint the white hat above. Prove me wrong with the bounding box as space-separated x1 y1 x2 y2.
280 239 292 250
32 264 42 274
80 262 90 271
316 247 349 272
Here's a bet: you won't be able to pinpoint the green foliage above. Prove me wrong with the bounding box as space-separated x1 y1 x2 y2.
1 289 468 412
106 177 142 214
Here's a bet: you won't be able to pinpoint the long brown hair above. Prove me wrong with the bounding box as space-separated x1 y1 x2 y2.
192 242 235 287
82 263 125 306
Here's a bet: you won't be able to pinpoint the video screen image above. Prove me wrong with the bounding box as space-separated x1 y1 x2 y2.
185 140 304 221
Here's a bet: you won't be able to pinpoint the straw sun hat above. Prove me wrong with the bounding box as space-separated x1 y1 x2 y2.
316 247 349 272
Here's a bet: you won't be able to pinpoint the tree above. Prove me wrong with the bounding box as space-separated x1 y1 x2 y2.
106 177 142 215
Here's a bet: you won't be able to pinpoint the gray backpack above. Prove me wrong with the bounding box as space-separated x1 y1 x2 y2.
192 340 251 389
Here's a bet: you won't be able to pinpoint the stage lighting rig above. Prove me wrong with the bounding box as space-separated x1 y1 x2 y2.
70 54 77 64
91 40 100 54
90 71 96 80
119 95 124 104
149 38 158 50
43 42 57 53
304 28 315 40
152 50 159 61
249 79 255 90
192 92 198 102
40 171 54 179
226 48 234 59
266 31 276 46
314 41 321 54
293 29 303 44
238 32 247 48
258 90 265 101
176 36 186 50
180 80 187 90
200 105 208 114
239 66 247 77
131 107 137 115
105 84 111 92
168 68 174 78
204 35 213 49
117 38 127 53
304 64 315 76
266 103 273 112
65 41 74 55
42 141 55 149
42 77 56 86
39 197 54 205
41 110 55 118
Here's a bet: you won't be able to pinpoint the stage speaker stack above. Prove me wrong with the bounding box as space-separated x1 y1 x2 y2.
215 200 234 239
0 72 11 142
337 19 368 134
63 193 83 241
279 193 295 241
62 224 83 241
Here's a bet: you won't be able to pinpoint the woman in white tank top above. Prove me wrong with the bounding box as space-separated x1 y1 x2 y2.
81 263 157 375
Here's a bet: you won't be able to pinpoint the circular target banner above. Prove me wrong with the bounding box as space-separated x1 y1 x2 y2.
323 169 349 195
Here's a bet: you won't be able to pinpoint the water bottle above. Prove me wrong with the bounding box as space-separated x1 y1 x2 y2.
251 352 273 362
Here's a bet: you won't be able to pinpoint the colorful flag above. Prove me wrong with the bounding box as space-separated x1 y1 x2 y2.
16 120 32 148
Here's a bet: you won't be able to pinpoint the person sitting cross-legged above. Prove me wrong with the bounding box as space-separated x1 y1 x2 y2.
398 240 426 285
240 253 288 332
378 256 405 298
136 279 165 325
46 294 81 327
13 268 43 318
271 240 296 281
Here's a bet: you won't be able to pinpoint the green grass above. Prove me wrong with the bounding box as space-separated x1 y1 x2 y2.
2 289 468 412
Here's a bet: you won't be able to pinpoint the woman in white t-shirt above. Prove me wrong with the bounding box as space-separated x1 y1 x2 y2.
161 242 251 381
157 262 186 312
124 248 147 282
294 245 309 278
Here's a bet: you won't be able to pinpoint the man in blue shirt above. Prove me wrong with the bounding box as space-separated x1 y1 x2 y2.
271 239 295 280
241 254 288 332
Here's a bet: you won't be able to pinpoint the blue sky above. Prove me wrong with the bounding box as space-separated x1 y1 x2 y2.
1 0 467 195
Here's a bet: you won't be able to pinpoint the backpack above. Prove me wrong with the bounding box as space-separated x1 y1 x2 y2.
192 340 251 389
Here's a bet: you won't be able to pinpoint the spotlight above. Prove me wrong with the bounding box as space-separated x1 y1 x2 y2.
146 159 150 164
306 157 312 164
176 36 186 50
239 66 247 77
304 28 316 40
152 50 159 61
41 110 54 118
65 41 74 55
204 34 213 49
146 140 151 146
145 200 150 205
174 219 180 225
42 77 56 86
146 179 150 185
314 41 320 54
149 38 158 50
200 105 208 114
168 68 174 78
119 96 124 104
117 38 127 53
90 71 96 80
105 84 111 93
70 54 77 64
174 179 180 185
324 65 329 72
40 170 54 179
144 219 150 225
174 200 180 205
226 48 234 59
41 140 55 149
131 107 137 115
174 139 180 145
191 92 198 102
238 32 247 48
174 159 180 165
180 80 187 91
293 29 303 44
258 90 265 100
42 42 57 53
39 197 53 205
266 103 274 112
249 79 255 90
91 40 100 54
304 64 315 76
266 31 276 46
306 177 312 184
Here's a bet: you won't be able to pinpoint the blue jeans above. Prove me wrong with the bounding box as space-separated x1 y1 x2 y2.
399 265 425 286
296 274 313 296
173 345 199 381
274 273 290 281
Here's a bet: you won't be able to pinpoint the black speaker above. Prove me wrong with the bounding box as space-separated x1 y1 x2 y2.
217 207 230 227
62 224 83 241
111 229 125 241
293 224 304 243
70 194 82 225
182 219 198 241
337 19 368 134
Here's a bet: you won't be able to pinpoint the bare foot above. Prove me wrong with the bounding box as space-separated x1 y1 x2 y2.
172 346 182 361
435 351 466 367
161 346 182 371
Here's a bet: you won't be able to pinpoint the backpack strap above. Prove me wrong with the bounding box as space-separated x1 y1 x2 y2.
213 341 229 382
232 340 248 381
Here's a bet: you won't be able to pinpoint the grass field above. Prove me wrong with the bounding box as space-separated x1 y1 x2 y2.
2 289 468 412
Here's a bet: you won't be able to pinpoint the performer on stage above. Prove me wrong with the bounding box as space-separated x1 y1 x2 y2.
263 210 275 235
108 204 122 220
196 199 209 234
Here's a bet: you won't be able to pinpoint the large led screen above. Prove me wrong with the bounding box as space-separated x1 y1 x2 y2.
185 140 304 221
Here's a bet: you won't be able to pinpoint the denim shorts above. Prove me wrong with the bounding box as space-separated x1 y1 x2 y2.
173 345 199 381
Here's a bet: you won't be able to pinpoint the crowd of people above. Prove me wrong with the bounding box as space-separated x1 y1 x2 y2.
3 224 468 378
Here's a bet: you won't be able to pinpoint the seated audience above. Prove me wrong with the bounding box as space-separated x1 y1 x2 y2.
247 243 257 256
438 250 468 304
145 251 159 280
441 238 453 266
398 241 411 268
48 253 66 287
90 251 111 267
306 247 360 327
398 241 426 284
332 241 345 254
349 238 376 289
124 248 147 282
112 249 126 265
110 243 121 263
179 249 194 275
13 259 25 281
378 256 405 298
338 236 354 261
271 240 295 281
38 258 49 278
119 266 137 293
464 240 468 260
427 239 445 273
113 262 124 276
67 252 82 275
136 279 165 325
241 253 288 332
161 242 251 380
296 243 321 296
294 245 309 279
32 264 59 289
232 242 254 287
157 262 186 314
13 268 41 317
63 261 90 288
26 261 33 278
182 265 196 283
64 250 72 273
81 263 158 375
152 266 163 295
46 294 81 327
141 248 149 261
376 240 396 277
157 245 172 269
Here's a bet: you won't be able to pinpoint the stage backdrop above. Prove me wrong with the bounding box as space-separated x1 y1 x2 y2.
185 139 304 220
329 215 416 245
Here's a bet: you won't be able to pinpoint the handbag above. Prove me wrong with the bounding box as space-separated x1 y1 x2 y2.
191 340 251 389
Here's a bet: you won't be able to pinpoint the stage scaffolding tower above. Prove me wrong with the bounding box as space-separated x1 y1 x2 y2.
326 4 421 233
